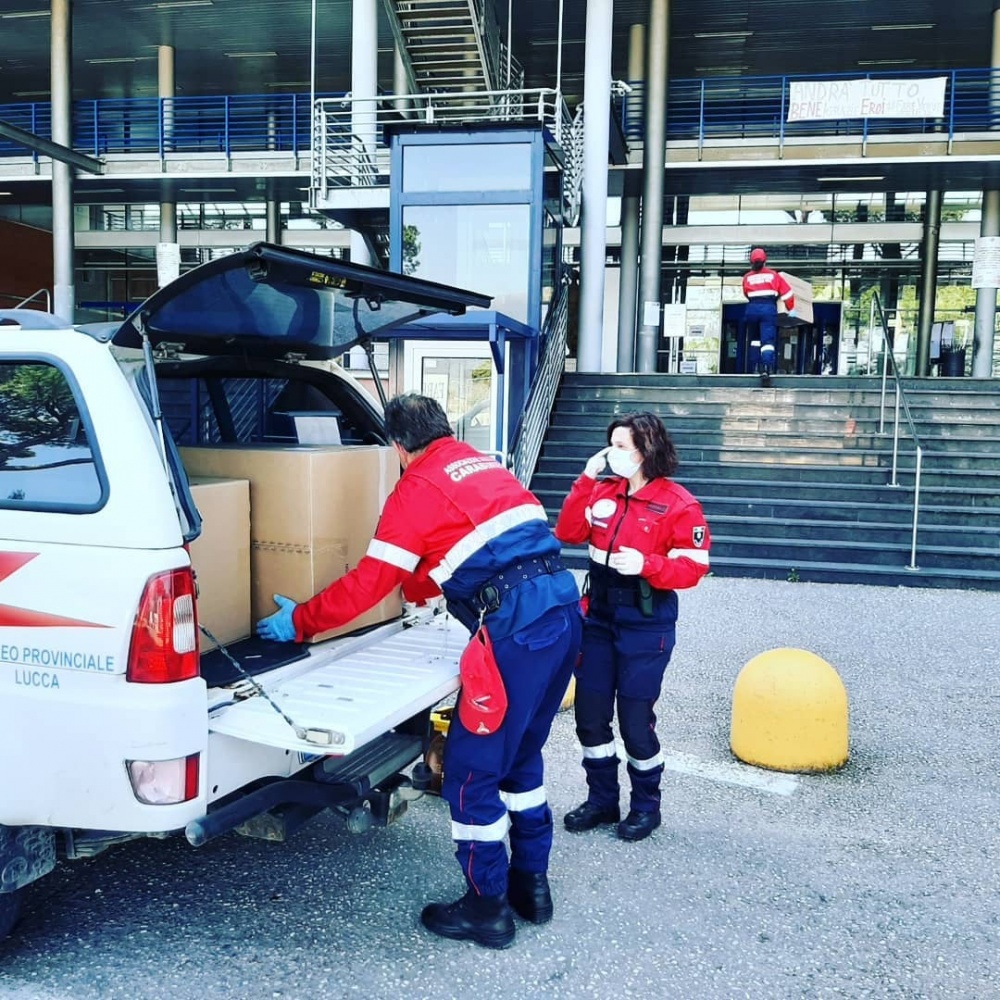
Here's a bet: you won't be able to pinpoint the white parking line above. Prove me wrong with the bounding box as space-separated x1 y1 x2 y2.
662 749 800 796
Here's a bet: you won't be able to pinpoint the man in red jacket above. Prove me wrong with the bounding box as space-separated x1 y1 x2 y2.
743 247 795 382
258 393 581 950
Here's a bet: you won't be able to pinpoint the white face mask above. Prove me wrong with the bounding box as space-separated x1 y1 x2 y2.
607 447 641 480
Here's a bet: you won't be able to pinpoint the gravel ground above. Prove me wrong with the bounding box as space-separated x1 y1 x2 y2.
1 576 997 1000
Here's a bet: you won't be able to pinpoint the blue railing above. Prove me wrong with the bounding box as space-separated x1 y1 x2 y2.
619 68 1000 145
0 92 334 158
2 69 999 162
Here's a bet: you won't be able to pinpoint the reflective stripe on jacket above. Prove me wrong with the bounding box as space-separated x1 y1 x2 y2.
293 437 572 640
554 474 711 594
742 267 795 310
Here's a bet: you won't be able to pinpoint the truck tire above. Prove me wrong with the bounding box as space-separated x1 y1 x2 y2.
0 889 23 942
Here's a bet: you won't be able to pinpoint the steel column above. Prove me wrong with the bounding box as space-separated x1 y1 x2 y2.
973 188 1000 377
616 23 645 372
915 189 942 376
577 0 614 373
992 2 1000 120
50 0 74 320
351 0 378 267
158 45 176 242
393 44 411 118
617 173 642 372
266 197 281 246
976 4 1000 375
636 0 669 373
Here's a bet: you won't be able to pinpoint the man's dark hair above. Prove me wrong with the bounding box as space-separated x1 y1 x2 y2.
383 392 454 452
606 411 679 480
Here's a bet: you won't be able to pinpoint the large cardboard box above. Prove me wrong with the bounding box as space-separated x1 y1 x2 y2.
188 478 252 651
777 272 814 326
180 446 401 642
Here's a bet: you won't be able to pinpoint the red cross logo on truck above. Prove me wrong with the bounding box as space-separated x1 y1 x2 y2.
0 553 109 628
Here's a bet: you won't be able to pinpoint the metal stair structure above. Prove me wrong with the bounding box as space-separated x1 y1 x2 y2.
531 374 1000 592
386 0 501 94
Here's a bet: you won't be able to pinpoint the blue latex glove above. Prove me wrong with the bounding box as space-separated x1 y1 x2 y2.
787 307 797 318
257 594 298 643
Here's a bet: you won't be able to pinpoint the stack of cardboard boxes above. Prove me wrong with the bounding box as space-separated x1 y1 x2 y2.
182 445 401 647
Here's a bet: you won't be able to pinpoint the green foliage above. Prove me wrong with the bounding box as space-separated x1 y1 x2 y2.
402 225 422 276
787 567 801 583
0 364 77 469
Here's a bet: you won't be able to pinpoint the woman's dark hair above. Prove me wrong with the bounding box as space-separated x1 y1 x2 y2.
607 411 678 480
383 392 454 452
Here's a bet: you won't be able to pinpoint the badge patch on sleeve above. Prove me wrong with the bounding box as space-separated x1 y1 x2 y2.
692 526 706 547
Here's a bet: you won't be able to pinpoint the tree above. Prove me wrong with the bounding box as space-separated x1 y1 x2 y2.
402 224 422 276
0 364 78 470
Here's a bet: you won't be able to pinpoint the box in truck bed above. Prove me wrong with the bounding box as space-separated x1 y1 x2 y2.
188 477 252 650
180 446 402 642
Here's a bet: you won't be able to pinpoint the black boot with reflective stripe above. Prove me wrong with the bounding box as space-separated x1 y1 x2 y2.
420 889 516 949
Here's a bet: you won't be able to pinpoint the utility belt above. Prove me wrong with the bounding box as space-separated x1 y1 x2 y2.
448 555 566 631
586 568 664 619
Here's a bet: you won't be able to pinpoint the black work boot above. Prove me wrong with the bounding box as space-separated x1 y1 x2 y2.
617 809 661 842
507 869 553 924
420 889 516 949
564 800 621 833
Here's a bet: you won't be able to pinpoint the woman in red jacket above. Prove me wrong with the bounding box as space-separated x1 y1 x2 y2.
555 412 711 842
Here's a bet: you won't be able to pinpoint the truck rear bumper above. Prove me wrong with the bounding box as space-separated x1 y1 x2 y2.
185 730 427 846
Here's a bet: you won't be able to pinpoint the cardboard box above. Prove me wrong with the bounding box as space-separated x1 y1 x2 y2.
180 446 401 642
188 478 252 651
777 272 814 326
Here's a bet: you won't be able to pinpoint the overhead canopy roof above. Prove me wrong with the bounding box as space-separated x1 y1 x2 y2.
0 0 994 203
0 0 990 104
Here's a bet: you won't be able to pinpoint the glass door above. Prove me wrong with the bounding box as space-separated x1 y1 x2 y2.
403 343 500 458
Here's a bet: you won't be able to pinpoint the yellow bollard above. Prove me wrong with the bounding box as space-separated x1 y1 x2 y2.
560 674 576 712
730 648 849 773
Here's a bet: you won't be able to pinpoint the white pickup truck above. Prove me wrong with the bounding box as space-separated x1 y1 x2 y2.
0 243 490 944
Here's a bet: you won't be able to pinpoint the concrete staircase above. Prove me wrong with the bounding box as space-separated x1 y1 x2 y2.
530 374 1000 591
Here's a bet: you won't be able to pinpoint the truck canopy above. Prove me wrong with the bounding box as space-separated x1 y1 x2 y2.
112 242 492 361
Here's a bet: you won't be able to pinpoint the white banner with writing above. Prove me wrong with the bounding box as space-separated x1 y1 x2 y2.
787 77 947 122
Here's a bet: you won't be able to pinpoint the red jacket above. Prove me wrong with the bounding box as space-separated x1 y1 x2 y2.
293 437 573 640
742 267 795 311
555 474 711 593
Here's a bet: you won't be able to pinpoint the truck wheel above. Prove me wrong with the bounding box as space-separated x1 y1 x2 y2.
0 889 23 941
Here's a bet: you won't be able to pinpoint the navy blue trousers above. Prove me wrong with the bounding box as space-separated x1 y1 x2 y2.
745 298 778 374
574 615 676 813
442 603 582 898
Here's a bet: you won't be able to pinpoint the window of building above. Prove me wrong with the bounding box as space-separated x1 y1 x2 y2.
402 142 532 193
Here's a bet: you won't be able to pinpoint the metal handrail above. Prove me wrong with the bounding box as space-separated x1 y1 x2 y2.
312 88 574 195
509 278 569 486
1 288 52 311
872 290 922 571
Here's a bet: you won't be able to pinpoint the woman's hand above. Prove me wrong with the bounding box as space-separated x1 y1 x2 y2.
609 547 644 576
583 447 610 479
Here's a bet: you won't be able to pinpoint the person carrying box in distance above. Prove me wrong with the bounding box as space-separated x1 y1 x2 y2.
554 412 711 843
743 247 795 384
258 393 582 950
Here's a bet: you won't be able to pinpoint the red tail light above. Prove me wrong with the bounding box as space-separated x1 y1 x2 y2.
127 567 199 683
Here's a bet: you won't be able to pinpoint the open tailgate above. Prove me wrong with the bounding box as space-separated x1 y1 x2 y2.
208 615 464 756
